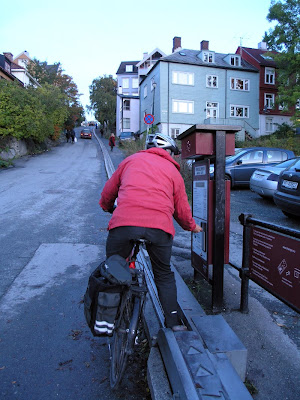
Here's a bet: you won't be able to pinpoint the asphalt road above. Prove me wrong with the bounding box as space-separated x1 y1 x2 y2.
0 131 148 400
1 133 299 400
230 186 300 232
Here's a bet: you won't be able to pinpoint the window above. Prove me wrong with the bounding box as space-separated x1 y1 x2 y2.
123 118 130 129
125 65 133 72
144 85 147 98
122 78 129 89
230 56 241 66
132 78 139 89
230 105 249 118
265 117 274 132
4 61 10 73
206 102 219 118
230 78 249 91
206 75 218 88
265 93 275 109
123 99 130 111
266 150 284 163
202 51 214 63
240 150 263 164
171 128 180 138
172 71 194 85
172 100 194 114
265 68 275 84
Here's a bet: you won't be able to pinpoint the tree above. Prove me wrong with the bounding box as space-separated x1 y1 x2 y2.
0 80 69 142
263 0 300 124
89 75 117 131
28 59 85 128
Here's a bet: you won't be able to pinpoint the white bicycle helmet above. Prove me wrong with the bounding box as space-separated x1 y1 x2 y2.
146 133 180 155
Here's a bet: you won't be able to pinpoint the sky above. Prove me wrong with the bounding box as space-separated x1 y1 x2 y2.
1 0 275 120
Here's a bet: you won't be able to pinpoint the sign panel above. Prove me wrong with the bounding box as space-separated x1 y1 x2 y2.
248 226 300 311
144 114 154 125
192 160 210 279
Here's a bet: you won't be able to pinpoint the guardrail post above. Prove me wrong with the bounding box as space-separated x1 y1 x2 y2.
239 214 252 313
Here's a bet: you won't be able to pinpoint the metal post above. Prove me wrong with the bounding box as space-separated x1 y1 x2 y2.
151 82 156 135
239 213 251 313
212 130 226 312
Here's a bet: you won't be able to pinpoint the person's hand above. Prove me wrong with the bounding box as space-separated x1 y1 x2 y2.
192 224 202 233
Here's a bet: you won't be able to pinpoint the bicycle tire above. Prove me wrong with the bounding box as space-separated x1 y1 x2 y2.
110 293 141 389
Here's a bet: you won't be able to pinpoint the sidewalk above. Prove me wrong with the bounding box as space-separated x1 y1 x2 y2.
171 225 300 400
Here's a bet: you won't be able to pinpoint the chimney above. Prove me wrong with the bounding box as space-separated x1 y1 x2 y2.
3 52 13 61
172 37 181 53
258 42 267 50
200 40 209 50
143 52 148 59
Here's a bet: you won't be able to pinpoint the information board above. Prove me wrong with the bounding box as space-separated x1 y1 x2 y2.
192 160 210 279
248 226 300 311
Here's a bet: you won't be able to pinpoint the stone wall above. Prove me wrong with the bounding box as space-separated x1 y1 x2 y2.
0 137 28 160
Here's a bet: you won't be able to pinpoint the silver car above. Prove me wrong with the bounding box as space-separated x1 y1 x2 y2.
250 157 300 198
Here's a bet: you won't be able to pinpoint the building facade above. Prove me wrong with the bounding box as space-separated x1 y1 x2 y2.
116 61 140 137
116 49 166 137
236 43 293 136
140 39 260 141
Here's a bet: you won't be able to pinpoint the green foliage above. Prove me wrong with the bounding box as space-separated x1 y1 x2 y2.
263 0 300 123
0 80 68 142
89 75 117 130
28 58 85 128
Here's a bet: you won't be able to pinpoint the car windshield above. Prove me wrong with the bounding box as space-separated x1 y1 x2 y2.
226 148 248 162
275 157 300 169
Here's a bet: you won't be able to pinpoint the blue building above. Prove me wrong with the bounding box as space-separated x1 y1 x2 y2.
140 38 260 141
116 49 166 137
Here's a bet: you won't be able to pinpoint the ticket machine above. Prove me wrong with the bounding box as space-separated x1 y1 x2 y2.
178 124 241 310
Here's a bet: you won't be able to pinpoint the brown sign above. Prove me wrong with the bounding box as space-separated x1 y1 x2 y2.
249 226 300 311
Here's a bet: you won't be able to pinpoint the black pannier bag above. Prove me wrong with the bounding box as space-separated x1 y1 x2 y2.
84 255 132 337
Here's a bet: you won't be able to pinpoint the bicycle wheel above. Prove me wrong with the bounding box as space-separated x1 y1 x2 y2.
110 292 140 389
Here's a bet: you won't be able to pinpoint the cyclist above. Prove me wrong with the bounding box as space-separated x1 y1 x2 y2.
100 133 202 331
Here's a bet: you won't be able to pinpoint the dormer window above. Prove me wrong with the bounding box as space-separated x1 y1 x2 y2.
230 55 241 67
126 65 133 72
202 51 214 63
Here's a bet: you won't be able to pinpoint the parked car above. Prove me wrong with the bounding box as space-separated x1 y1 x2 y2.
210 147 295 188
80 128 92 139
119 132 135 141
273 158 300 218
250 157 300 198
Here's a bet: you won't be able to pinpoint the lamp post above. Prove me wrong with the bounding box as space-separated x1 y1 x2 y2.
151 82 157 135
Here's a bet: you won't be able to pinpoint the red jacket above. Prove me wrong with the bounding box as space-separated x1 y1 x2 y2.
99 148 196 237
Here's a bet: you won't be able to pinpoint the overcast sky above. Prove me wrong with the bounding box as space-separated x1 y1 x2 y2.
1 0 274 119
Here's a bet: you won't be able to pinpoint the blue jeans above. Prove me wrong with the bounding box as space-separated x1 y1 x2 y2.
106 226 179 328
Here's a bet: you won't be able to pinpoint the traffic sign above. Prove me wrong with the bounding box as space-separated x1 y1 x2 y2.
144 114 154 125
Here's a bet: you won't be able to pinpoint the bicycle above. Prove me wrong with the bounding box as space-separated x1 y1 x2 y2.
109 239 149 389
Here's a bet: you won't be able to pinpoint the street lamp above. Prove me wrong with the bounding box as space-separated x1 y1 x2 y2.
151 82 157 135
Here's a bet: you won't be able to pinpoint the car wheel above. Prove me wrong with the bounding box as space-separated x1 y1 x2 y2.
282 211 299 219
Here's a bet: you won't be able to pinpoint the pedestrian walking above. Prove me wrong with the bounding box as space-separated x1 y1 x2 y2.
109 133 115 151
100 128 104 138
65 130 71 143
70 128 76 143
